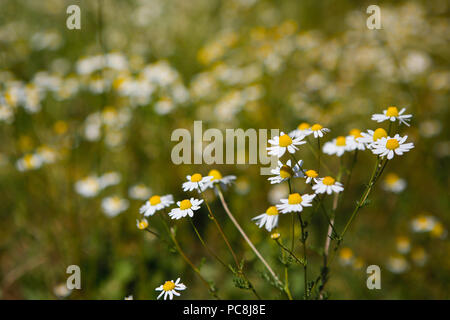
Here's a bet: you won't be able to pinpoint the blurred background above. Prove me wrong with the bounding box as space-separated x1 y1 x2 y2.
0 0 448 299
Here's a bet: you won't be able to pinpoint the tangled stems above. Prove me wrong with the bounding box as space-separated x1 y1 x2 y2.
198 187 261 300
214 185 286 295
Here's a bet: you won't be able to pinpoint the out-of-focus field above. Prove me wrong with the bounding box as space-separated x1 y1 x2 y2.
0 0 449 299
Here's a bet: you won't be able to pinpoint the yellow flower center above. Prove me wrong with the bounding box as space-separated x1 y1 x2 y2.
336 136 346 146
271 232 281 240
190 173 203 182
288 193 303 204
349 129 362 138
340 248 353 259
53 121 68 135
149 195 161 206
163 281 175 292
323 176 336 186
311 124 323 131
297 122 310 130
385 173 399 185
386 139 399 150
24 154 34 167
279 134 292 147
208 169 223 181
266 206 279 216
386 106 399 117
373 128 388 141
305 169 318 178
180 199 192 210
138 219 148 230
279 165 294 179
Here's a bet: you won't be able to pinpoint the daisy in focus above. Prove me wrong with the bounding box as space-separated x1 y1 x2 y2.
155 278 186 300
267 131 306 157
276 192 316 213
252 206 280 232
304 169 319 184
136 218 149 230
357 128 388 149
346 129 366 151
371 106 412 126
382 173 407 193
308 123 330 138
322 136 351 157
268 159 304 184
140 194 174 217
182 173 212 192
169 198 203 220
312 176 344 195
201 169 236 190
101 196 129 217
371 134 415 160
290 122 312 138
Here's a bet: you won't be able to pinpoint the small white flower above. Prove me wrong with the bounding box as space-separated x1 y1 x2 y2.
101 196 129 217
289 122 312 138
140 194 174 217
357 128 388 149
124 295 133 300
411 215 437 233
182 173 213 192
99 171 121 189
307 124 330 138
322 136 352 157
155 278 186 300
16 153 43 172
168 198 203 220
276 193 316 213
268 159 304 184
128 184 152 200
136 218 149 230
312 176 344 195
338 247 354 266
201 169 236 190
382 173 407 193
252 206 280 232
346 129 366 151
396 236 411 254
386 255 409 274
371 106 412 126
371 134 414 160
75 176 101 197
267 131 306 158
304 169 319 184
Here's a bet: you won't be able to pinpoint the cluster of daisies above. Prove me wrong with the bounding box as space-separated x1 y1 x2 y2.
135 169 236 300
253 106 415 234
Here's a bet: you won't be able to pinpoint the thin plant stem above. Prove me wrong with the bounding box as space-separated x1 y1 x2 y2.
298 213 308 300
275 239 304 265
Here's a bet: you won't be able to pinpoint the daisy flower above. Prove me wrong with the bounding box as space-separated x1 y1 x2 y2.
101 196 129 217
304 169 319 184
75 175 101 198
252 206 280 232
139 194 174 217
312 176 344 195
268 159 304 184
357 128 388 149
308 123 330 138
346 129 366 151
290 122 312 138
136 218 149 230
267 131 306 157
338 247 354 266
322 136 351 157
371 106 412 126
382 173 407 193
182 173 212 192
276 193 316 213
411 214 436 233
201 169 236 190
16 153 43 172
168 198 203 220
386 255 409 274
395 236 411 254
270 232 281 240
128 183 152 200
155 278 186 300
371 134 414 160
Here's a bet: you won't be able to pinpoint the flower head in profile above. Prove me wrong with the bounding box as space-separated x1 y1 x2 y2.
101 196 129 217
182 173 212 192
304 169 319 184
201 169 236 190
382 173 407 193
308 123 330 138
268 159 304 184
371 134 414 160
312 176 344 195
252 206 280 232
140 194 174 217
169 198 203 220
357 128 388 149
276 193 316 213
267 132 306 157
155 278 186 300
136 218 149 230
290 122 312 138
322 136 351 157
371 106 412 126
